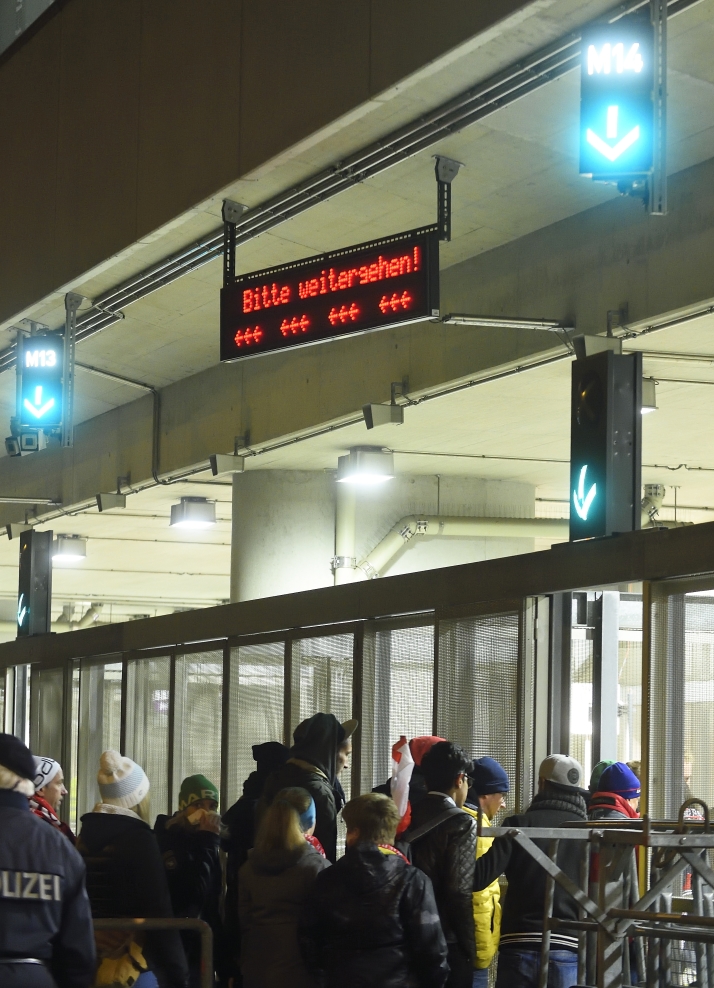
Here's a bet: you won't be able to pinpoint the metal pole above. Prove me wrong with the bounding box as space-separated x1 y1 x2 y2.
649 0 667 215
62 293 82 448
693 852 709 986
578 839 591 985
538 839 559 988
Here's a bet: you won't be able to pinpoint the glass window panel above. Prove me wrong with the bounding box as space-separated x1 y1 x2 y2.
30 665 64 765
225 642 285 810
76 659 122 820
125 657 171 824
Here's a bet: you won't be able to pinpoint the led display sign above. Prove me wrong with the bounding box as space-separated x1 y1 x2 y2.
579 15 655 177
19 334 63 429
220 227 439 361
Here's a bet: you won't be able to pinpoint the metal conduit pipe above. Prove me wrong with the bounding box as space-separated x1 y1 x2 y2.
0 0 701 372
356 515 570 579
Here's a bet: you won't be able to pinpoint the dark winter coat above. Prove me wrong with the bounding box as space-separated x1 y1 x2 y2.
77 807 189 988
238 841 330 988
472 785 588 952
372 765 430 812
260 715 345 863
303 841 449 988
0 790 95 988
155 812 223 975
405 794 477 964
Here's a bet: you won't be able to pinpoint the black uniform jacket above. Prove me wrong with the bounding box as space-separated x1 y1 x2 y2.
78 808 189 988
0 790 95 988
303 841 449 988
405 794 477 964
472 787 588 950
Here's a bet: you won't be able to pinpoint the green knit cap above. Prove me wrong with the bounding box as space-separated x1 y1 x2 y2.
178 774 219 810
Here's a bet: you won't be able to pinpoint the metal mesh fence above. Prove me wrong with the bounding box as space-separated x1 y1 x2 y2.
360 620 434 794
225 642 285 809
292 634 354 852
570 627 593 783
437 612 520 803
173 651 223 806
76 658 122 820
125 657 171 823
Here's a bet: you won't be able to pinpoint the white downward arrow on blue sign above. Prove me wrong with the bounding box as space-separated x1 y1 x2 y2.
23 385 55 419
573 464 597 521
587 105 640 162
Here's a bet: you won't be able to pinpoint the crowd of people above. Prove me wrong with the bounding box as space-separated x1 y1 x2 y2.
0 713 644 988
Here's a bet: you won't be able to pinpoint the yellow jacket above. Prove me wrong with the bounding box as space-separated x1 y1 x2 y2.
463 806 501 970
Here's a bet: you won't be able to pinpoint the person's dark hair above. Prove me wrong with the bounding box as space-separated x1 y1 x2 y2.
421 741 471 792
342 793 400 844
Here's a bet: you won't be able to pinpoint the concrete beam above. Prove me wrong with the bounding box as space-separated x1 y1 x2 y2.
2 154 714 523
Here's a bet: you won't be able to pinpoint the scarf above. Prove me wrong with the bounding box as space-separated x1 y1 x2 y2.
305 834 327 858
30 793 76 843
589 791 639 819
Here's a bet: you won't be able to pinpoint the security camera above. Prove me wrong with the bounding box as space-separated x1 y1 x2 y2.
5 436 20 457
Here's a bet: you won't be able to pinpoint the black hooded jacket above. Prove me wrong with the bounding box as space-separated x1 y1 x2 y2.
472 786 588 951
77 810 189 988
303 842 449 988
260 715 343 863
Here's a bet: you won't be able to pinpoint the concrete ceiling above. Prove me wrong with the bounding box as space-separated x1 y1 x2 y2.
0 0 712 430
1 0 714 627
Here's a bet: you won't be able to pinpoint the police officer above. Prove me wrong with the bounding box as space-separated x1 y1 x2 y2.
0 733 95 987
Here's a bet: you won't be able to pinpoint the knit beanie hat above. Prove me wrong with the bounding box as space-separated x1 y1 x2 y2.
33 756 61 792
598 762 641 799
589 759 615 793
178 774 219 811
471 756 510 795
0 733 36 793
98 750 150 809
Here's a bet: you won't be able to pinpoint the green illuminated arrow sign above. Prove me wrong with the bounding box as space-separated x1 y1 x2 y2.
573 465 597 521
23 385 55 420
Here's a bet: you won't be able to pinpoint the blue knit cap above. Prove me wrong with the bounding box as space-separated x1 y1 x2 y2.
471 757 510 795
598 762 641 799
299 796 316 832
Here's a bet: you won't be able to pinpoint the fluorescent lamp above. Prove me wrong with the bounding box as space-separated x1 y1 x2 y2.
169 496 216 529
642 377 657 414
53 534 87 563
336 448 395 485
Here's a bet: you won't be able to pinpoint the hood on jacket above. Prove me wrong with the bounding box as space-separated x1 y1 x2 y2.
528 787 587 819
78 807 150 852
337 841 407 893
248 841 312 875
243 742 290 800
589 790 639 820
290 713 342 784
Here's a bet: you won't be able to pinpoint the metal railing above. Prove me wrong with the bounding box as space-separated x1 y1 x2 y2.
92 918 213 988
483 804 714 988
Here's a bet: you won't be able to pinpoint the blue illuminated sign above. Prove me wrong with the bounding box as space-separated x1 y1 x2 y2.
580 16 654 177
19 335 63 429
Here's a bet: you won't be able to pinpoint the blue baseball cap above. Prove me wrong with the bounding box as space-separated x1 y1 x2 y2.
470 757 510 795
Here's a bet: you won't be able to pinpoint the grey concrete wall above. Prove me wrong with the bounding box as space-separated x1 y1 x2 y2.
230 470 535 601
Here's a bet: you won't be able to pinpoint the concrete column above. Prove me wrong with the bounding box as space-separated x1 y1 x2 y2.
230 472 241 603
334 482 357 585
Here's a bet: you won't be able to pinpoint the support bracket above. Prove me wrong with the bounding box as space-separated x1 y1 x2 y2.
434 156 463 242
222 199 248 287
649 0 667 215
62 292 83 448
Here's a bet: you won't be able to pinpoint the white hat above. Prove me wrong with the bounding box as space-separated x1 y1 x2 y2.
539 754 586 791
33 756 61 793
98 750 149 809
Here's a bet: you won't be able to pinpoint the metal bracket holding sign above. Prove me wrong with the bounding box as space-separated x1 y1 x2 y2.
62 292 82 448
434 156 462 242
222 199 248 289
650 0 668 215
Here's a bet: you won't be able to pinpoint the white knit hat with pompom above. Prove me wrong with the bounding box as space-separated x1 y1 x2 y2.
97 750 150 809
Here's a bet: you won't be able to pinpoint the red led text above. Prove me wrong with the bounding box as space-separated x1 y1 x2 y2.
298 247 421 300
234 326 264 347
243 283 291 314
280 315 311 336
379 291 413 314
328 303 360 326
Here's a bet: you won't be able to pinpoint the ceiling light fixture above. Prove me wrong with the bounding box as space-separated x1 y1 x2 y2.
53 534 87 563
169 496 216 530
336 447 395 486
642 377 658 414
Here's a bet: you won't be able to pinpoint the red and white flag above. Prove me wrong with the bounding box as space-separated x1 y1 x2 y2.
390 735 415 832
